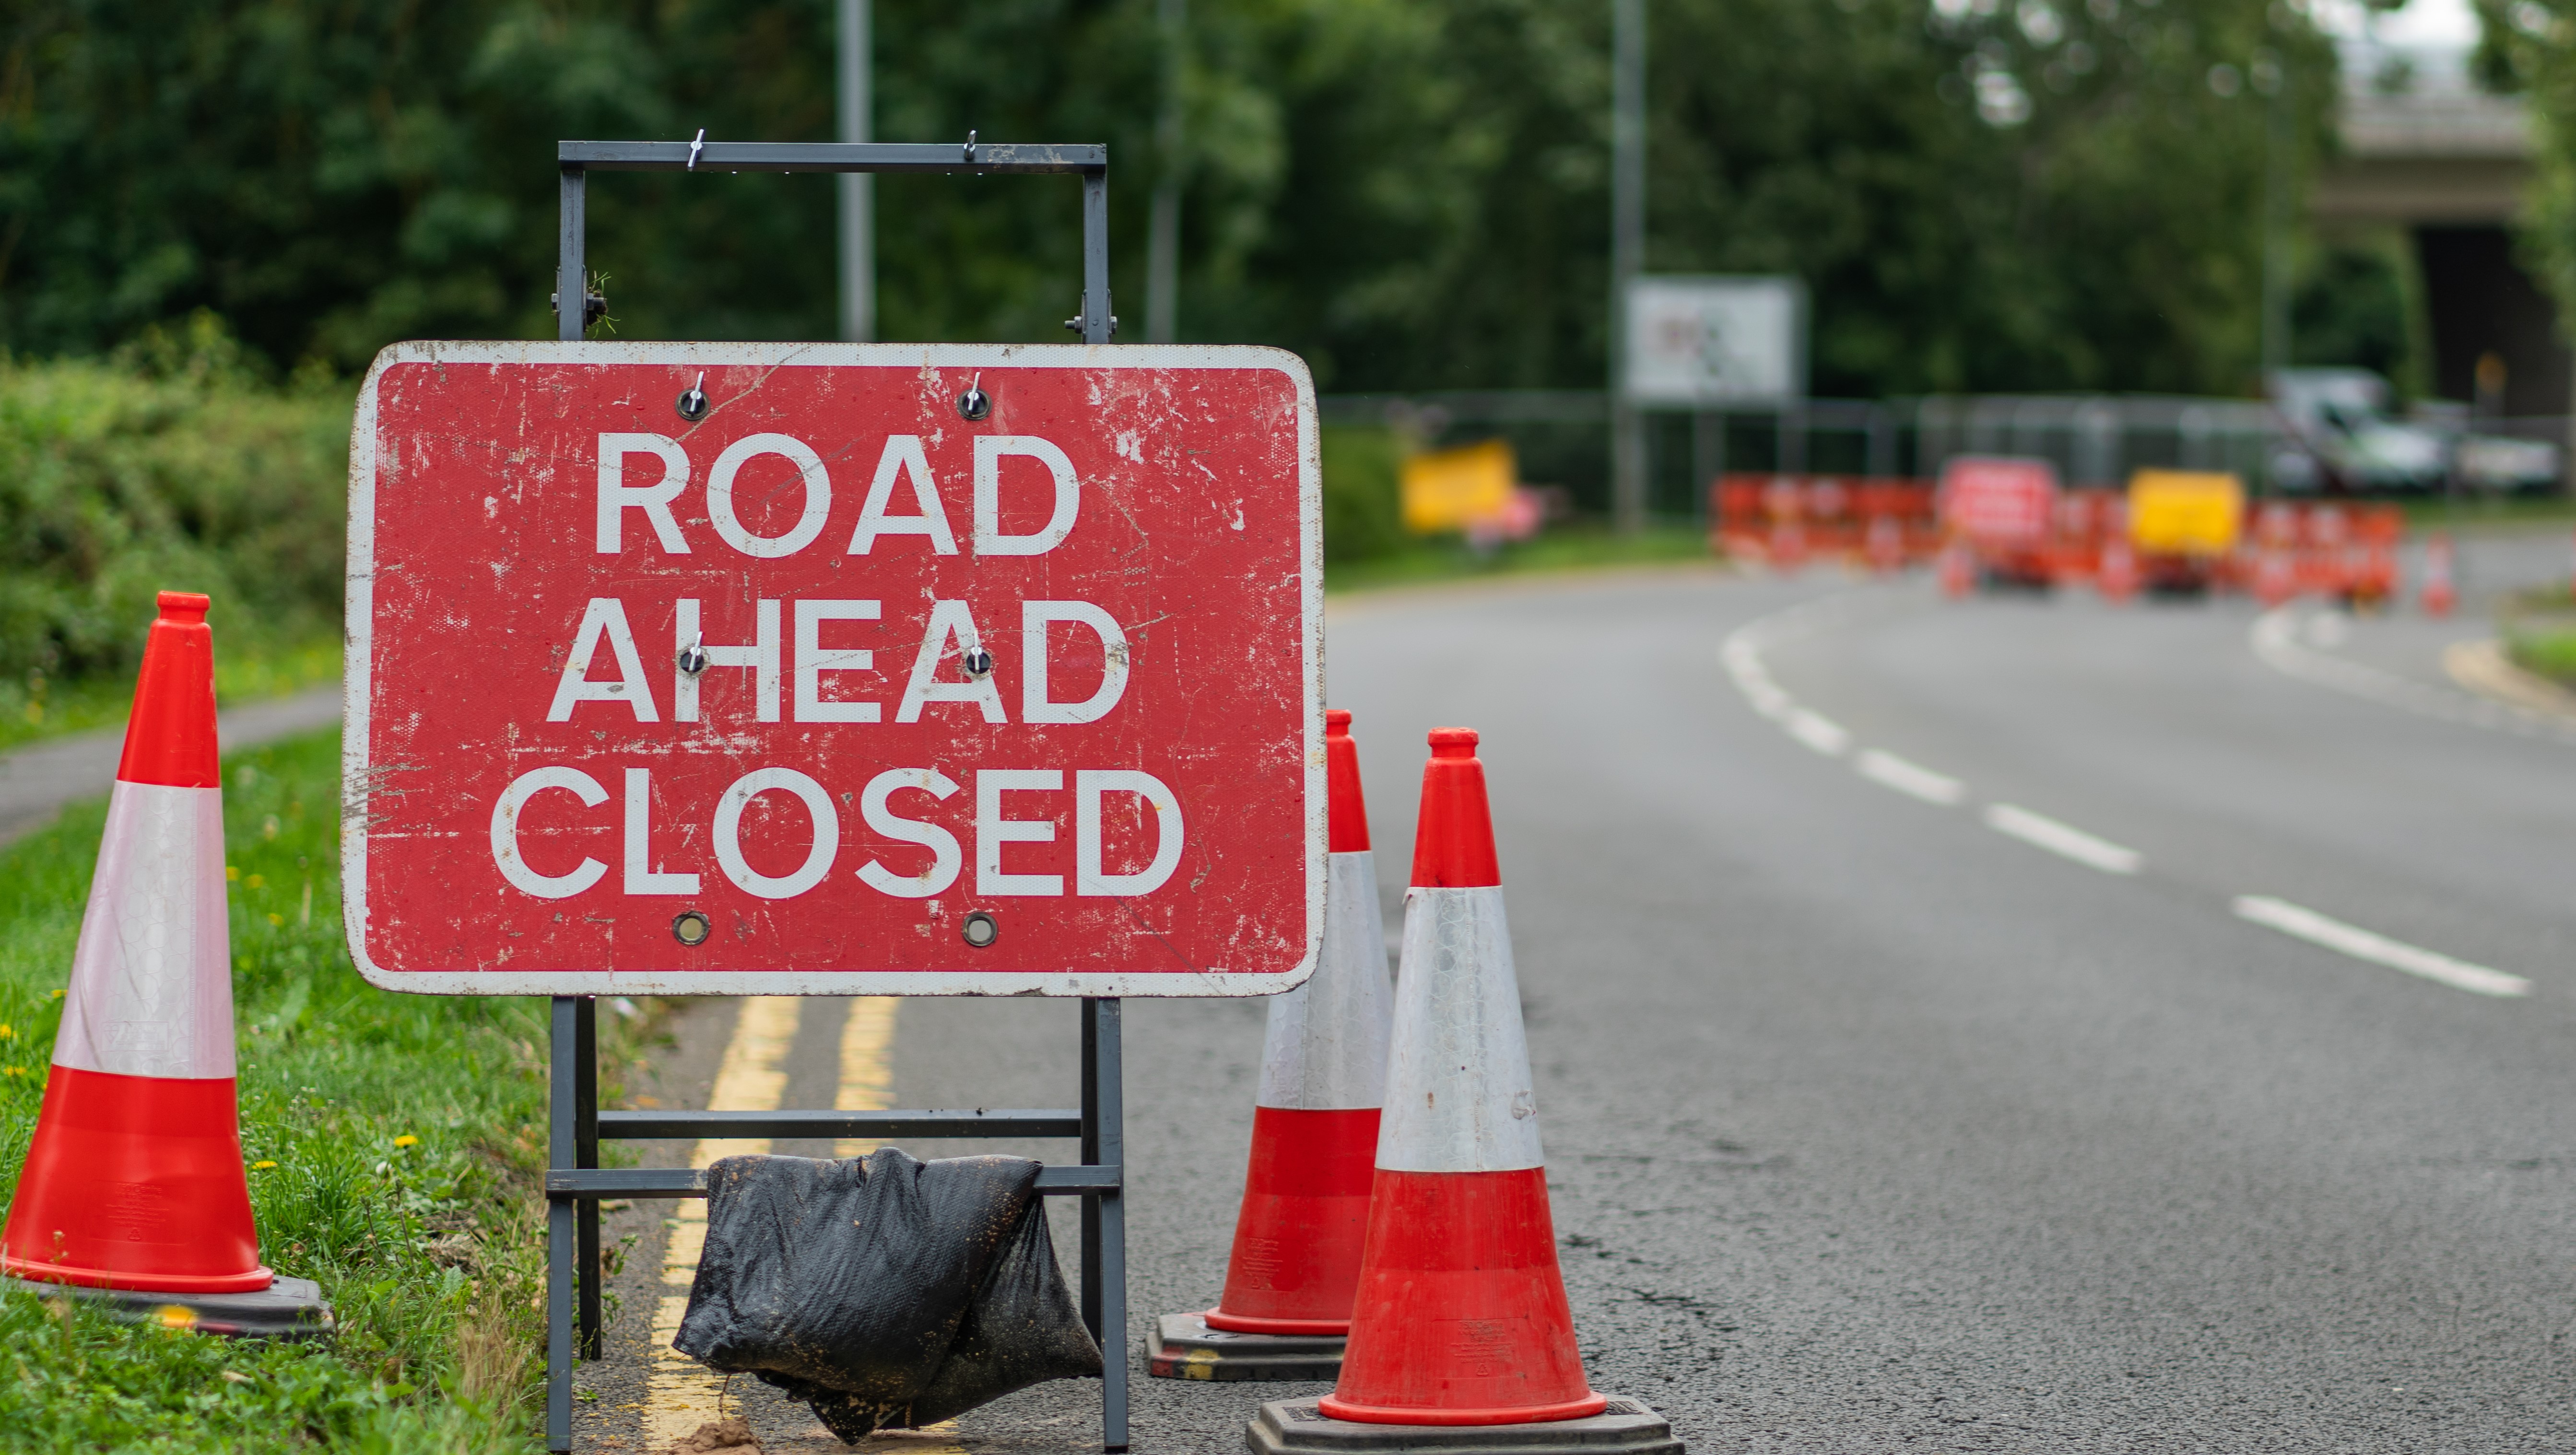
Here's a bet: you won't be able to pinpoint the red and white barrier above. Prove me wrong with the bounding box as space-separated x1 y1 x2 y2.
1320 728 1603 1427
1204 709 1393 1336
1 592 268 1293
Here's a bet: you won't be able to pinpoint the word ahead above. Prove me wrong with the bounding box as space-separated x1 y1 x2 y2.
345 342 1321 997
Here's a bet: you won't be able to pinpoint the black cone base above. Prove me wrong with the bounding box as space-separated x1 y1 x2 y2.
1149 1310 1346 1381
5 1274 334 1340
1247 1396 1682 1455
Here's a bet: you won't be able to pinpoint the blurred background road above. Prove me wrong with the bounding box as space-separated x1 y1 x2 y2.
587 531 2576 1453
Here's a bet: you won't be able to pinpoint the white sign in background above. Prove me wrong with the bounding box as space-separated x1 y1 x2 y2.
1623 275 1808 406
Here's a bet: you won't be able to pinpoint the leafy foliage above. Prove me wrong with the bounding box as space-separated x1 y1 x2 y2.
2 0 2330 399
0 316 347 690
2478 0 2576 331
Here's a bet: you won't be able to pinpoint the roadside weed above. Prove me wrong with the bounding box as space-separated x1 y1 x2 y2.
0 728 653 1450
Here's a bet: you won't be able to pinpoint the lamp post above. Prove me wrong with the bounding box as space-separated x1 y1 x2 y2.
838 0 874 343
1610 0 1647 533
1147 0 1187 343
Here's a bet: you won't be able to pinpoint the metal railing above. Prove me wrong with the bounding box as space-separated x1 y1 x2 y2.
1317 389 2573 509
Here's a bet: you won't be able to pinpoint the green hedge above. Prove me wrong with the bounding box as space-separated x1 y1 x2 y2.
1321 426 1405 564
0 318 349 690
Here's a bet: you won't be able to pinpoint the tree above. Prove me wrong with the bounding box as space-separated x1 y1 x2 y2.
0 0 2333 401
2476 0 2576 337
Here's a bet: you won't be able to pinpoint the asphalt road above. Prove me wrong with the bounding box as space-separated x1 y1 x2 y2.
585 532 2576 1454
0 683 342 846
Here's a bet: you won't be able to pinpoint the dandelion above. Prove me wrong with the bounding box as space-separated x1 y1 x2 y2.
225 866 240 882
246 874 265 889
48 988 62 1000
393 1135 419 1149
0 1024 16 1040
251 1161 278 1170
266 913 284 928
4 1068 26 1079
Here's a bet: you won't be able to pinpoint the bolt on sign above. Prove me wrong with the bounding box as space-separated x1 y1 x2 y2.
344 343 1322 996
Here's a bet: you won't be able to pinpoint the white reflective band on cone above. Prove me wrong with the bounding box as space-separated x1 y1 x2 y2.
53 782 235 1080
1257 850 1394 1111
1376 885 1542 1173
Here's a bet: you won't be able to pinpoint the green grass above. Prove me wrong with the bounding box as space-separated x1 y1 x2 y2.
1325 523 1713 593
2400 495 2576 531
2506 630 2576 686
0 636 341 756
2495 585 2576 687
0 728 655 1451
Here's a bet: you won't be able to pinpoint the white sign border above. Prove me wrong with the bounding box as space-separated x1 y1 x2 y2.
344 339 1324 998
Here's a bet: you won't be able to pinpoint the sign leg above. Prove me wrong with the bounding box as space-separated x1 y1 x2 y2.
547 996 578 1452
1080 999 1102 1340
575 996 602 1360
1082 998 1129 1451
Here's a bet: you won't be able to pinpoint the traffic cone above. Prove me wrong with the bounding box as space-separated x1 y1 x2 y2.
1251 729 1678 1455
0 593 328 1337
2422 534 2456 618
2097 537 2138 604
1937 540 1974 599
1765 519 1807 575
2254 547 2296 608
1152 708 1393 1382
1864 513 1905 576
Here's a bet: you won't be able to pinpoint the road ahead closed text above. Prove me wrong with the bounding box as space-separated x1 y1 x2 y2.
346 344 1321 995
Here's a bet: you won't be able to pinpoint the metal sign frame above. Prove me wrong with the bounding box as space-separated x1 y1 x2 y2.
479 138 1182 1455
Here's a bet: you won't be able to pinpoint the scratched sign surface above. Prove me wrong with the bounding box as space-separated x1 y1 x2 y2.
345 342 1321 996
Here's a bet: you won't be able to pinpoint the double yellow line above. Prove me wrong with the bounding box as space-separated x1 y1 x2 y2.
639 996 924 1448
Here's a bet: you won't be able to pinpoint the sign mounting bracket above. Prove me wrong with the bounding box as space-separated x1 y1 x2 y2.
553 139 1114 346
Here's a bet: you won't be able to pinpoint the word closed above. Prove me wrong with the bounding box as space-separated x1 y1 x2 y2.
346 343 1322 996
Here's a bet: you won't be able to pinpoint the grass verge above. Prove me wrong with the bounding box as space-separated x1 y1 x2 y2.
0 727 653 1452
1326 523 1714 593
0 636 341 756
2399 495 2576 531
2496 586 2576 687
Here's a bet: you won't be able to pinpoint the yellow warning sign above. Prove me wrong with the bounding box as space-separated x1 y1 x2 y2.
2127 470 2244 557
1401 440 1516 534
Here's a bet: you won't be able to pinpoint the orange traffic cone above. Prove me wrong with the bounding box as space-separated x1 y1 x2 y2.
0 593 328 1337
1864 513 1905 576
1152 708 1393 1381
2254 547 2296 609
2098 538 2139 604
1250 730 1676 1455
2422 534 2456 618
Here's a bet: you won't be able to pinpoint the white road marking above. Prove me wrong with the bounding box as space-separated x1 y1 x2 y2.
2251 608 2576 747
1786 710 1852 756
1983 804 2143 875
1856 749 1966 805
2233 896 2531 998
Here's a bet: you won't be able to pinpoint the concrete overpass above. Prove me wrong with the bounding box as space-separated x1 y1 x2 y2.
2311 78 2566 420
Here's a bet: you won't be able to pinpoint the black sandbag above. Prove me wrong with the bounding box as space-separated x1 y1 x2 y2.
671 1148 1102 1442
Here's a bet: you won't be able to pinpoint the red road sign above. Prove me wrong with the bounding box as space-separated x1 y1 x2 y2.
1937 456 2060 547
345 343 1321 996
